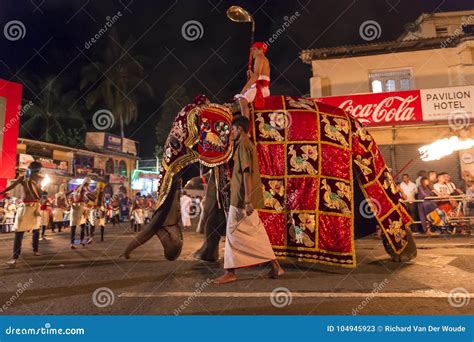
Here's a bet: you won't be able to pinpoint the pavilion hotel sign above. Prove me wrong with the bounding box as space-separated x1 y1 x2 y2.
318 85 473 127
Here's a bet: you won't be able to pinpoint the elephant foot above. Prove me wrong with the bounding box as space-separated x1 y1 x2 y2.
383 229 417 262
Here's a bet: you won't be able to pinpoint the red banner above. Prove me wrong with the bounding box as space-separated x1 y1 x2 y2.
0 79 23 188
318 90 423 126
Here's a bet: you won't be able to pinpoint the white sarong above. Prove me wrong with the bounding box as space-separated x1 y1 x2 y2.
70 203 85 226
224 205 276 269
13 203 40 232
52 208 64 222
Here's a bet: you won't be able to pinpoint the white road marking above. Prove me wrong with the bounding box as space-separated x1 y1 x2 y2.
119 289 473 299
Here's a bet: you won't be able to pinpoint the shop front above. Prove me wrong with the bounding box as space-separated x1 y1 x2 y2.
318 85 474 183
131 169 160 196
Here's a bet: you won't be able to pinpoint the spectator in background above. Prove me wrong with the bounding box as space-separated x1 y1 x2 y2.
444 172 463 195
458 170 471 193
433 173 453 215
417 177 438 234
466 181 474 220
3 196 16 233
433 173 450 197
428 171 437 189
400 174 420 232
415 170 426 188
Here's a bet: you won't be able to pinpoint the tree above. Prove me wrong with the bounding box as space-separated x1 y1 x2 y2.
154 85 191 158
18 74 86 144
80 27 153 137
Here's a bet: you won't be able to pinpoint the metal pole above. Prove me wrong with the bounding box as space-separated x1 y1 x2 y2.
247 18 256 79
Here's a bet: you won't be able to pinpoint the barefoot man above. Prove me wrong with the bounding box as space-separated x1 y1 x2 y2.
0 161 44 267
235 42 270 118
213 116 284 284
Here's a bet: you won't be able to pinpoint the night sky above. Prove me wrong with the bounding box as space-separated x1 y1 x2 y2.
1 0 473 158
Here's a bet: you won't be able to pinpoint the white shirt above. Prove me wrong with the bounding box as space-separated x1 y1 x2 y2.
400 181 417 202
433 182 450 196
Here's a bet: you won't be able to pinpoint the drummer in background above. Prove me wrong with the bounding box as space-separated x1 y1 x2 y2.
52 184 67 233
85 181 106 243
40 191 52 240
131 193 145 232
0 162 43 267
69 177 91 249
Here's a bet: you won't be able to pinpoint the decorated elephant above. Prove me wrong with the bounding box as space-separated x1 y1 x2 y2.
123 94 417 266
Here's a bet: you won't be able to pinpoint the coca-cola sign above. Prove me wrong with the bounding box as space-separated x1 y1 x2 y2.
318 90 423 126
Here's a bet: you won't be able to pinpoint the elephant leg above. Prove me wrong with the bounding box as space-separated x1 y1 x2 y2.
382 229 417 262
194 206 226 262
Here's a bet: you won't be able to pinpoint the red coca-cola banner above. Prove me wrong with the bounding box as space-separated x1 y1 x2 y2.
318 90 423 126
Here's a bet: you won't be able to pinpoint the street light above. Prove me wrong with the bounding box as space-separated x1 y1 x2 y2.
226 6 255 77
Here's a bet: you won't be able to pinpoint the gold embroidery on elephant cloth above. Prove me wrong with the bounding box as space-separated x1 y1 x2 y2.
263 180 284 211
382 171 398 194
288 145 318 175
335 181 351 201
321 179 350 214
387 218 407 243
321 115 349 147
288 213 316 247
256 112 285 141
354 155 373 177
286 97 315 111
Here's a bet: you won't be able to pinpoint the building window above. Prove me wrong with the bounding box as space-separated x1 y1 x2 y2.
105 158 114 174
369 69 413 93
119 160 127 176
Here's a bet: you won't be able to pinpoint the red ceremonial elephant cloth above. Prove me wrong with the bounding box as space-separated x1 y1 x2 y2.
250 96 412 267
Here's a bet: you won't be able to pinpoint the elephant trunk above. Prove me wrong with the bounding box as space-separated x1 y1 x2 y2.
123 182 180 259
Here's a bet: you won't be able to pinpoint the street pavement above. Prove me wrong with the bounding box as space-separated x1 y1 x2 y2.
0 222 472 315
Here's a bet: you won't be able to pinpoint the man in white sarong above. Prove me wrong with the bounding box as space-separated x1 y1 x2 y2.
213 116 284 284
180 191 192 228
235 41 270 119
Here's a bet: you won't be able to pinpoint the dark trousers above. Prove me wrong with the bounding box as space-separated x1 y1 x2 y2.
70 224 86 244
53 221 63 232
406 202 421 232
13 230 40 259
